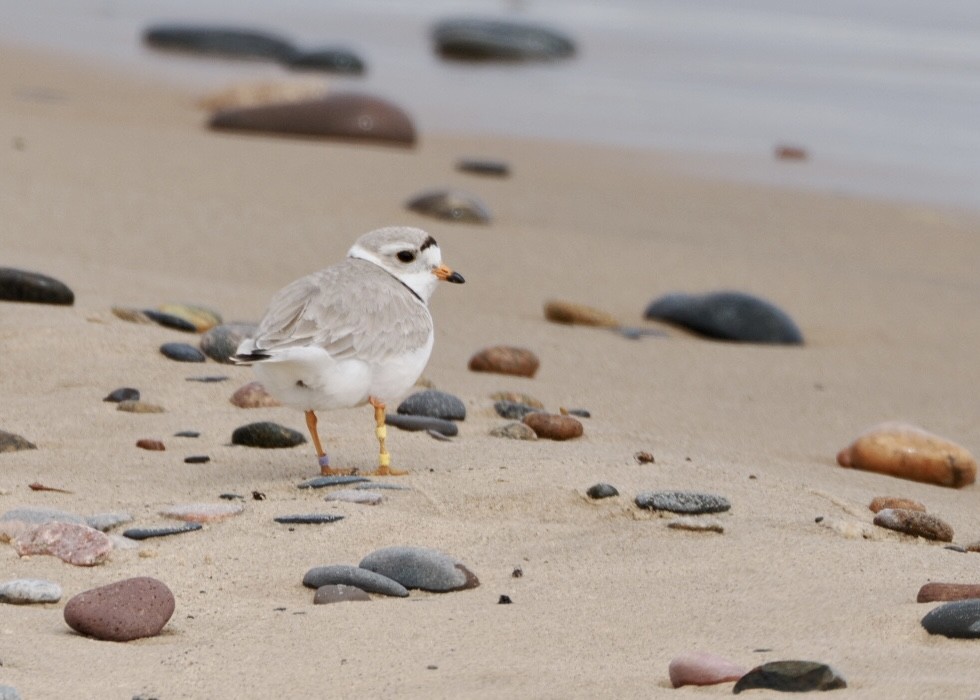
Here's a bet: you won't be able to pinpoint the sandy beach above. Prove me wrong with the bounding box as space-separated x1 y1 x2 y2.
3 43 980 698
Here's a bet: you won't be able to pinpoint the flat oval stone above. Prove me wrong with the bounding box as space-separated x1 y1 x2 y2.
921 599 980 638
586 483 618 499
184 455 210 464
433 18 576 61
159 502 244 523
157 303 222 333
406 189 491 224
644 291 803 345
385 414 459 436
324 489 383 505
494 400 542 420
103 387 139 403
64 576 175 642
0 430 36 453
230 381 281 408
303 564 408 597
231 421 306 448
159 342 206 363
117 400 164 413
523 413 583 440
468 346 539 377
397 389 466 421
314 584 371 604
733 660 846 693
869 496 926 513
143 24 295 60
201 323 257 363
838 422 976 488
456 158 510 177
544 299 620 328
0 578 63 604
917 582 980 603
489 422 538 440
635 491 731 515
0 268 74 305
122 523 202 540
359 546 480 592
136 439 165 451
873 508 953 542
13 522 113 566
143 309 197 333
669 651 747 688
284 49 365 74
298 475 371 489
209 92 416 146
274 513 344 525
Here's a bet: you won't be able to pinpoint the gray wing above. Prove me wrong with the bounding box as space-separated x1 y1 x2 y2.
249 259 432 363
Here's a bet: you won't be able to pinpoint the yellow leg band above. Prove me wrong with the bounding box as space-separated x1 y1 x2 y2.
379 453 390 468
376 425 387 440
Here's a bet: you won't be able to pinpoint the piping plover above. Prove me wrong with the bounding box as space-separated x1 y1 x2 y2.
233 226 464 475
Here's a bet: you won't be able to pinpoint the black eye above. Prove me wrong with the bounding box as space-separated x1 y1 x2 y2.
397 250 416 263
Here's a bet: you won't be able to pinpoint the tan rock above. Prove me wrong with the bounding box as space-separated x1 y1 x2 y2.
837 422 976 488
868 496 926 513
523 412 583 441
230 381 282 408
468 346 539 378
543 299 620 328
872 508 954 542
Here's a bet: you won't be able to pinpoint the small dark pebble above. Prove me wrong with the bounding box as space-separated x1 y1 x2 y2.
733 660 846 693
184 455 210 464
0 430 37 453
252 491 266 501
565 408 590 418
494 400 542 420
586 483 619 499
174 431 200 438
433 18 576 62
385 414 459 436
123 523 203 540
185 376 229 383
456 158 510 177
274 514 345 524
0 267 74 305
512 567 523 578
160 342 206 363
144 310 197 333
298 475 371 489
498 595 512 604
231 421 306 448
143 24 296 60
103 387 140 403
219 493 245 501
397 389 466 421
634 451 655 464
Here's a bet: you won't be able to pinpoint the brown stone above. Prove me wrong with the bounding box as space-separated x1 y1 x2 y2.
64 577 175 641
872 508 954 542
13 521 112 566
917 582 980 603
837 422 976 488
543 299 620 328
468 346 539 378
136 439 165 451
230 381 282 408
868 496 926 513
775 144 808 160
523 412 583 441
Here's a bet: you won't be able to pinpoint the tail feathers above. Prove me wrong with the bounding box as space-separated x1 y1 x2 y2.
231 351 270 365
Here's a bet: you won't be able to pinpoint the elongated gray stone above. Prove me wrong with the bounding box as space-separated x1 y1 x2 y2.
921 599 980 638
635 491 731 514
433 18 576 61
0 578 63 604
274 514 344 525
298 475 370 489
122 523 202 540
359 546 479 592
303 564 408 597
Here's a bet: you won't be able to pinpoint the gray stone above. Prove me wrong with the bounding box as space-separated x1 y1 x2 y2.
159 342 206 362
297 475 370 489
406 189 491 224
231 421 306 448
303 564 409 597
635 491 731 514
586 483 619 499
0 685 22 700
433 18 576 61
284 49 365 75
103 387 140 403
314 584 371 604
0 578 63 604
397 389 466 421
200 323 257 363
122 523 202 540
143 24 296 60
0 507 87 542
733 660 846 693
86 512 134 532
494 400 542 420
359 545 480 592
274 514 345 525
0 267 74 305
456 159 510 177
921 599 980 638
385 413 459 436
644 291 803 345
144 310 196 332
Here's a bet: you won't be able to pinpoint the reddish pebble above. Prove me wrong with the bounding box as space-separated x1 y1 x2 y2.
669 651 747 688
13 521 112 566
873 508 953 542
468 346 539 378
868 496 925 513
522 412 583 440
917 582 980 603
64 577 175 641
136 439 165 451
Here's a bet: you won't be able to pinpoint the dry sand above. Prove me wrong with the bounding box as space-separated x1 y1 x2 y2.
2 45 980 698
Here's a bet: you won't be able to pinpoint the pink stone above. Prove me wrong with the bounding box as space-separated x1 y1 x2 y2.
13 522 112 566
159 502 244 523
669 651 747 688
64 577 175 641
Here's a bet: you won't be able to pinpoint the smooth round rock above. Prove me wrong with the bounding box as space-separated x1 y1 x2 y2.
489 422 538 440
644 291 803 345
359 546 480 592
397 389 466 421
143 24 295 60
231 421 306 448
522 413 583 440
921 599 980 638
494 400 542 420
873 508 953 542
733 660 846 693
103 387 140 403
669 651 747 688
385 413 459 436
64 577 175 642
406 189 491 224
159 342 206 363
159 502 245 523
230 381 281 408
0 578 63 604
917 582 980 603
635 491 731 515
544 299 620 328
838 422 976 488
303 564 408 597
314 584 371 604
13 522 112 566
469 346 539 377
201 323 257 363
0 267 74 305
209 92 417 146
869 496 926 513
586 483 618 499
433 18 575 61
0 430 36 453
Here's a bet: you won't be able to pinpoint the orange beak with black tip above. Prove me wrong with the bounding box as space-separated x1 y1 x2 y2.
434 264 465 284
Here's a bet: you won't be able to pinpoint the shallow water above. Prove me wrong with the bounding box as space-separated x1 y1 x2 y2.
3 0 979 210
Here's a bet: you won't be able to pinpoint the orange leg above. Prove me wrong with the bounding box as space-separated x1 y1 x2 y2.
368 398 407 476
306 410 352 476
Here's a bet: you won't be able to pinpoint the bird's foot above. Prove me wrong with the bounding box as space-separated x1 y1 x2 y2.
368 464 408 477
318 455 359 477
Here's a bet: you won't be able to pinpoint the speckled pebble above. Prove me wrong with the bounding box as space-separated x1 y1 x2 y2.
232 421 306 448
635 491 731 515
921 599 980 638
303 564 408 597
230 381 281 408
0 430 36 453
64 576 175 642
873 508 953 542
13 521 113 566
103 387 140 403
0 578 63 604
324 489 383 505
359 545 480 592
489 422 537 440
397 389 466 421
116 400 164 414
385 413 459 436
489 391 543 408
586 483 618 499
160 342 206 363
314 584 371 604
645 290 803 345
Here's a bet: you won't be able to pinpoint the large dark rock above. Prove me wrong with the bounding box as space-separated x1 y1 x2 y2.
644 291 803 345
397 390 466 421
63 577 175 642
0 268 74 305
921 599 980 638
433 18 575 61
733 660 846 693
231 421 306 448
